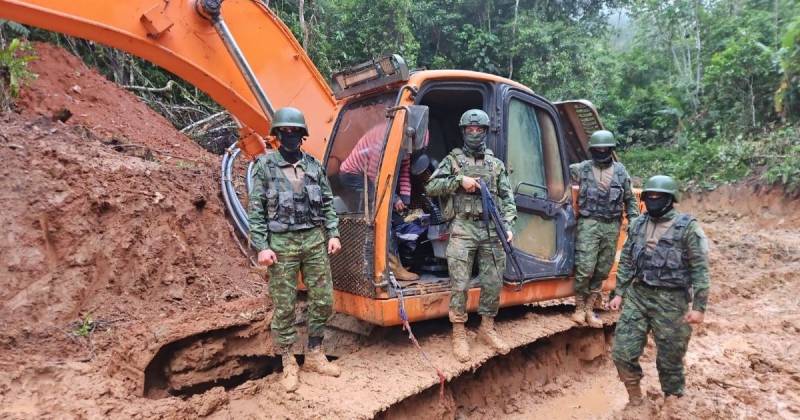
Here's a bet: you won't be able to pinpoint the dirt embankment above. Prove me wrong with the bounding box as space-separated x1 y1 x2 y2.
0 43 262 365
1 42 798 419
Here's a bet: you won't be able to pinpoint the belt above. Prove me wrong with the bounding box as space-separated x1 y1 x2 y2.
271 224 321 233
583 215 620 222
636 280 684 291
457 214 486 221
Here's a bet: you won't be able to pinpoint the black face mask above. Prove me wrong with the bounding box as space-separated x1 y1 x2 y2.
278 131 304 153
591 149 613 165
644 195 673 218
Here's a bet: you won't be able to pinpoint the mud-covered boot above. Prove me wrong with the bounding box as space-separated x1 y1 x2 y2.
623 381 644 407
451 322 470 363
280 351 299 392
571 295 587 325
478 316 510 355
662 394 681 412
303 339 340 377
617 368 644 408
584 293 604 328
388 254 420 281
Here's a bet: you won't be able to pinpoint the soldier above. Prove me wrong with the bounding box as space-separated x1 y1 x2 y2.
569 130 639 328
426 109 517 363
608 175 710 408
247 107 342 392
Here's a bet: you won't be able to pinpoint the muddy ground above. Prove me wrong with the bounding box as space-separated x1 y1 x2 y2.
1 44 799 419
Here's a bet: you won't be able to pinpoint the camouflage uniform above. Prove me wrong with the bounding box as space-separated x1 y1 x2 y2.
426 148 517 322
569 160 639 298
611 209 710 396
247 150 340 349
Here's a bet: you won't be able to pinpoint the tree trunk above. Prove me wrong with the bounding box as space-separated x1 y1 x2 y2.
749 78 756 129
693 0 703 105
774 0 780 49
298 0 309 50
508 0 520 79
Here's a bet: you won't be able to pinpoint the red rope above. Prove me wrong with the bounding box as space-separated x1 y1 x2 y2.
401 318 446 400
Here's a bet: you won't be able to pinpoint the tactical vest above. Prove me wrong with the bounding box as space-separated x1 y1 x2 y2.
443 148 501 219
630 213 695 289
261 152 326 233
577 161 627 220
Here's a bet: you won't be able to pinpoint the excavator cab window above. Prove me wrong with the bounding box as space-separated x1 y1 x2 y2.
325 92 398 214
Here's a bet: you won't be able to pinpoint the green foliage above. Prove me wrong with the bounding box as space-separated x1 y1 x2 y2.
73 313 94 337
761 126 800 192
775 15 800 122
4 0 798 191
271 0 419 77
0 38 37 110
703 34 779 134
620 126 800 192
0 19 30 44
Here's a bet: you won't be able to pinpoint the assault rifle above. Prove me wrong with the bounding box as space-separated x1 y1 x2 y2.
478 179 525 285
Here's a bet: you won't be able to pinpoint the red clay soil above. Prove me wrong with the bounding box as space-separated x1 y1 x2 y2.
16 42 212 163
0 42 262 365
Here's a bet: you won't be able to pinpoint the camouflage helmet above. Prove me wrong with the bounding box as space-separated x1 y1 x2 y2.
270 107 308 136
459 109 490 128
588 130 616 149
643 175 680 202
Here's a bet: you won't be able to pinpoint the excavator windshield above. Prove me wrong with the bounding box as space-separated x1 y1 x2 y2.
325 92 397 214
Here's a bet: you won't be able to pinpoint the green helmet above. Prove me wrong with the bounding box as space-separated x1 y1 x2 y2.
588 130 616 148
643 175 680 202
270 107 308 136
459 109 490 127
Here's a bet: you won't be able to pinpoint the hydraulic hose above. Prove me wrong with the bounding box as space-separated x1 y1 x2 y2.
221 145 251 245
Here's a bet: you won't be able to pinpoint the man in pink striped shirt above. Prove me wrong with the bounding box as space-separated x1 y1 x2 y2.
340 121 419 281
340 122 411 212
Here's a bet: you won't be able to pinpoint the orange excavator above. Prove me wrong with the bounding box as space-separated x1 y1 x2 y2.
1 0 628 398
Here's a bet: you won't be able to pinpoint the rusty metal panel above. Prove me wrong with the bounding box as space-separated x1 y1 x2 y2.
330 216 377 297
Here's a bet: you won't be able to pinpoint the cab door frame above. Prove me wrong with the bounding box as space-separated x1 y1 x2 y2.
493 85 577 282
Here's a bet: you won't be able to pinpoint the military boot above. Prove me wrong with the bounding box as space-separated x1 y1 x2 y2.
571 295 587 325
280 351 299 392
304 343 341 377
623 381 644 407
478 316 510 354
451 322 470 363
662 394 681 413
584 293 604 328
618 368 644 407
388 254 419 281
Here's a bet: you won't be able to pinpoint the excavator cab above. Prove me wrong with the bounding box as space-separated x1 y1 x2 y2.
318 57 609 326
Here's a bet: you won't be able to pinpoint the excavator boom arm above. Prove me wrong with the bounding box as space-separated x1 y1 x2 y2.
1 0 339 158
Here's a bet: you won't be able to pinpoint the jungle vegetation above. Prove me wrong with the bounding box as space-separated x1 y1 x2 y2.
2 0 799 191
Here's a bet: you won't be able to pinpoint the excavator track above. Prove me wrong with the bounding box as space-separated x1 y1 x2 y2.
227 306 616 418
108 297 372 398
108 297 616 417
